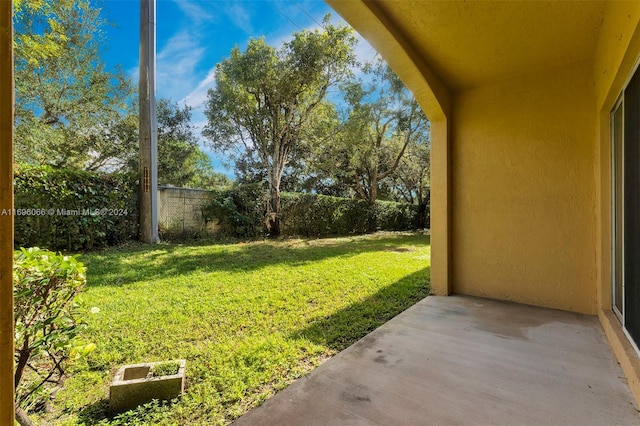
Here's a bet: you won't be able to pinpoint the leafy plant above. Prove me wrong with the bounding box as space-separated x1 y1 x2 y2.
13 247 94 424
13 165 139 251
202 184 423 239
151 361 181 377
202 184 267 238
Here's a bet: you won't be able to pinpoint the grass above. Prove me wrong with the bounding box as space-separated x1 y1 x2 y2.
151 361 181 377
40 232 431 425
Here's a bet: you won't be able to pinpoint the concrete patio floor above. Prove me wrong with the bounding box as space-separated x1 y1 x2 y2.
233 295 640 425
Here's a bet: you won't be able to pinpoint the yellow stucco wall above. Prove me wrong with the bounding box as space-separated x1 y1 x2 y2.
451 59 597 314
327 0 640 406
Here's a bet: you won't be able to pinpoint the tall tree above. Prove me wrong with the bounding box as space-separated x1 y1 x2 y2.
315 58 430 204
156 99 200 187
14 0 134 169
13 0 227 190
203 17 357 236
188 150 233 189
82 98 227 188
387 137 431 228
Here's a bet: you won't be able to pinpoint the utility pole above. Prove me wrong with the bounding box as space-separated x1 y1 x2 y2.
139 0 159 243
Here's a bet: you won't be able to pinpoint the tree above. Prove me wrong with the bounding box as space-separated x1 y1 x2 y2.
188 151 233 189
154 99 230 188
156 99 200 186
83 111 139 172
13 0 73 67
203 16 357 236
314 57 429 204
13 0 225 187
13 0 134 169
387 137 431 228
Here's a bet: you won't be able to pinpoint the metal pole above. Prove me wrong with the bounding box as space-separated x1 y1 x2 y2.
0 1 15 423
139 0 159 243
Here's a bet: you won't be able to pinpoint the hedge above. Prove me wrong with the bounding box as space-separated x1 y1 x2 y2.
202 187 423 238
12 167 424 248
13 165 139 251
201 184 267 238
281 193 420 237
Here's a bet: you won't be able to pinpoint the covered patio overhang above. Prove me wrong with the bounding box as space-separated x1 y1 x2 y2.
3 1 640 423
326 0 640 410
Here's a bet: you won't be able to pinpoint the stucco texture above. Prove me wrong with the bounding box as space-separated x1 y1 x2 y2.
451 60 597 314
325 0 640 408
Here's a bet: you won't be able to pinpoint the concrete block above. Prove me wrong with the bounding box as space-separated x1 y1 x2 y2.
109 359 186 413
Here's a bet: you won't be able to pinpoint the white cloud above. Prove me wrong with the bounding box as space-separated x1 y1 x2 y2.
224 2 253 34
172 0 215 25
180 68 216 109
156 31 205 100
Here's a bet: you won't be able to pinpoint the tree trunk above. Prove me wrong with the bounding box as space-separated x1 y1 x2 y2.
267 180 281 238
14 341 30 389
417 202 427 229
15 406 34 426
417 189 430 229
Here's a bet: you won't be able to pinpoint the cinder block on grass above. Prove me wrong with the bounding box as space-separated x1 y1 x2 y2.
109 359 186 413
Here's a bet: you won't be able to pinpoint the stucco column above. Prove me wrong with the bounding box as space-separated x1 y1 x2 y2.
429 118 452 295
0 1 14 424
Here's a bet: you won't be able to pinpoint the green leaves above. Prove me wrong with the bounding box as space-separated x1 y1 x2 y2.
201 184 422 238
203 16 357 235
14 165 139 251
151 361 181 377
13 247 93 411
310 56 430 204
13 0 135 169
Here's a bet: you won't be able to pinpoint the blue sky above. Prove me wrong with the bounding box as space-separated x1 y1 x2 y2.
98 0 377 177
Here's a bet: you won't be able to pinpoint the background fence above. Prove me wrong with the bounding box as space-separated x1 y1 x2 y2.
158 185 427 240
158 186 217 237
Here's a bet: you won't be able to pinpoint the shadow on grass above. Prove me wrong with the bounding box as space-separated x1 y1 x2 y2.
83 233 430 288
72 265 430 424
75 398 110 425
76 397 178 425
291 267 431 352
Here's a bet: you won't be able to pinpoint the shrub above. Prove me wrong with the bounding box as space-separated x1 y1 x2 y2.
202 186 422 239
202 184 267 238
13 165 139 251
13 247 94 419
375 200 420 231
280 193 419 237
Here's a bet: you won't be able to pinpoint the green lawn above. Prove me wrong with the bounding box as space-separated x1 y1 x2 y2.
42 232 430 425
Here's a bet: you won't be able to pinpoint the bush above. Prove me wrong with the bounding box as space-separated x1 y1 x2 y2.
202 184 267 238
281 193 419 237
375 200 420 231
13 247 94 417
202 185 422 238
13 165 139 251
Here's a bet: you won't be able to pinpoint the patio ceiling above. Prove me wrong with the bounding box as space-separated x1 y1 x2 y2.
333 1 607 92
